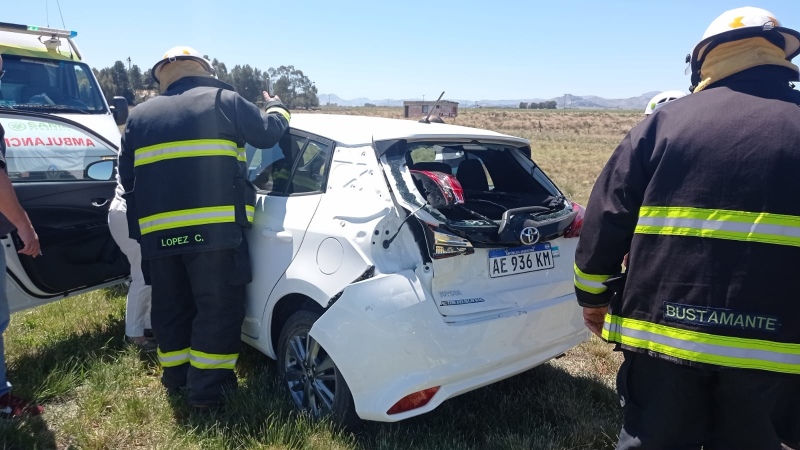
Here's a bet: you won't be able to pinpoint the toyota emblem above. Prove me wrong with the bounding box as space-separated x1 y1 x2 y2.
520 227 540 245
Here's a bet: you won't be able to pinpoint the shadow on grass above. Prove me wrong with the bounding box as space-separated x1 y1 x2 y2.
170 346 621 450
158 345 358 449
353 362 622 450
9 315 128 399
6 290 621 450
0 415 57 450
3 292 129 449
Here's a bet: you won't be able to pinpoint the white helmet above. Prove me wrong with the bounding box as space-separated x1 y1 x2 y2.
644 90 686 115
687 7 800 87
151 46 214 84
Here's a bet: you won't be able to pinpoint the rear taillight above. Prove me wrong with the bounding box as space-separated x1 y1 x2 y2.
387 386 440 415
432 227 474 259
410 170 465 207
564 202 585 238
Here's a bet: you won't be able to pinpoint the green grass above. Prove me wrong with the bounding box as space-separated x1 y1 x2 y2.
3 290 622 450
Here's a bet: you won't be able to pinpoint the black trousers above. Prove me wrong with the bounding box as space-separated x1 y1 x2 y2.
148 236 250 406
615 350 799 450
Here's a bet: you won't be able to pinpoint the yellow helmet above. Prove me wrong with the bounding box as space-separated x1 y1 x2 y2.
150 46 214 83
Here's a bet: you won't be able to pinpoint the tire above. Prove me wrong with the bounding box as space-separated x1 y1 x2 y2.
277 309 359 428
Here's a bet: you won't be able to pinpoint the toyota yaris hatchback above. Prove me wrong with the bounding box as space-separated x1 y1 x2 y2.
6 111 588 425
242 114 588 425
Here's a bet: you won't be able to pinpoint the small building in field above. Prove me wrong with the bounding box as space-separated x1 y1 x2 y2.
403 100 459 119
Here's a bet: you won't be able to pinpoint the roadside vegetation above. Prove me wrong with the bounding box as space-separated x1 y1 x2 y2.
3 108 637 450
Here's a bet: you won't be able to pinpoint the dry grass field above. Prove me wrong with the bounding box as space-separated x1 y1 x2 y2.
2 107 642 450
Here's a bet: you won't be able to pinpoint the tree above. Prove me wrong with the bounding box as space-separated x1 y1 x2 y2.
298 82 319 109
267 65 319 109
129 64 144 91
527 101 556 110
230 64 262 103
142 70 157 91
519 102 528 109
94 67 116 103
92 58 319 109
211 58 232 85
111 60 134 103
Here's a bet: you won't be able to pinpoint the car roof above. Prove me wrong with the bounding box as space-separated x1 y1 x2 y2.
289 114 530 147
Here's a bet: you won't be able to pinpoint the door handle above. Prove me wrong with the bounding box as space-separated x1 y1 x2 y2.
91 198 110 207
262 228 293 243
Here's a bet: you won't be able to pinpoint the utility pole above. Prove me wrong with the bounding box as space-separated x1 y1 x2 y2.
127 56 131 72
563 94 567 110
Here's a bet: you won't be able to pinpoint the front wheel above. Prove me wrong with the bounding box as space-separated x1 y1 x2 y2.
277 309 359 428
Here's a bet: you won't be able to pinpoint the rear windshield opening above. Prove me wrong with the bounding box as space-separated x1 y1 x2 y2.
401 142 563 221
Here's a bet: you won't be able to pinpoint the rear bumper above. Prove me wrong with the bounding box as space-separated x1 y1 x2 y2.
310 270 588 422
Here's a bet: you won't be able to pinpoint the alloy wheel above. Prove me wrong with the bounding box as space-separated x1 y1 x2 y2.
283 332 338 418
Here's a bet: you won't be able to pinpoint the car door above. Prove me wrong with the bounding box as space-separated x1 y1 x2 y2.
2 111 129 313
243 131 332 339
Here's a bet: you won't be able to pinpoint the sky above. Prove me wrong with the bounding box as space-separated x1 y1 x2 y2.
4 1 800 101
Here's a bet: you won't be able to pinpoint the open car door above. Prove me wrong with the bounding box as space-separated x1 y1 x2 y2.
1 110 129 313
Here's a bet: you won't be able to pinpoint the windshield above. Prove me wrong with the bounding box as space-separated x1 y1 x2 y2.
0 112 116 181
0 55 107 114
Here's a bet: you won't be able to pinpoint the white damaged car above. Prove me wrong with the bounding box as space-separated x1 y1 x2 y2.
243 114 589 425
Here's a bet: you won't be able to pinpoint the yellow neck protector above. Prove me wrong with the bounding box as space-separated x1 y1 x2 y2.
695 37 799 93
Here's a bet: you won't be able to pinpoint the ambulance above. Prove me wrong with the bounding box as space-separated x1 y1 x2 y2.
0 22 131 312
0 22 128 144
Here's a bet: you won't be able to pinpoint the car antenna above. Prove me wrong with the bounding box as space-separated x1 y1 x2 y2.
419 91 445 124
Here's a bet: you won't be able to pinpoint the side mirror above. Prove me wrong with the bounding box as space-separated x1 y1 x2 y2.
110 96 129 125
86 160 115 181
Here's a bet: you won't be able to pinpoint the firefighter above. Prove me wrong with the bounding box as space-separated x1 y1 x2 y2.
118 46 290 409
574 7 800 449
642 90 685 116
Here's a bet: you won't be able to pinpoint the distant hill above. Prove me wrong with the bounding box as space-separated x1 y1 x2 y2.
318 92 662 110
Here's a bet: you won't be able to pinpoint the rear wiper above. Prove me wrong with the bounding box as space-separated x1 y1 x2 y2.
12 104 90 114
545 194 568 210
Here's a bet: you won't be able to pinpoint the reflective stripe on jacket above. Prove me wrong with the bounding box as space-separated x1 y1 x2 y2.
574 66 800 374
118 76 289 258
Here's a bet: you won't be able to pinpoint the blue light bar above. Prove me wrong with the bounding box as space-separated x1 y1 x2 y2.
0 22 78 39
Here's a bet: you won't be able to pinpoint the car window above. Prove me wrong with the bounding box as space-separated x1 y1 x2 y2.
288 140 331 194
73 64 105 110
249 134 307 194
0 114 116 181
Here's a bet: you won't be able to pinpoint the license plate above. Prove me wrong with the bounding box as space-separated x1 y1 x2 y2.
488 243 554 278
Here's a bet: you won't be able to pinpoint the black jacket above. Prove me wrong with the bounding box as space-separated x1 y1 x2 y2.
575 66 800 373
118 76 289 259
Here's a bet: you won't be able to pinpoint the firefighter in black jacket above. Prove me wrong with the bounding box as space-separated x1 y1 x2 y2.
118 46 290 409
574 7 800 449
